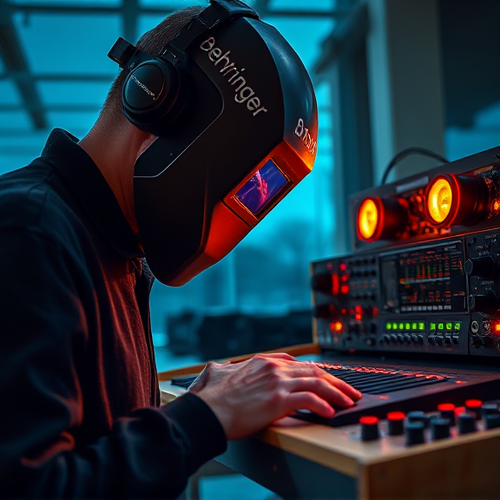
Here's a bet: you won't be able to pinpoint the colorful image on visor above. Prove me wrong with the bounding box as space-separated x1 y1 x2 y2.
234 159 289 216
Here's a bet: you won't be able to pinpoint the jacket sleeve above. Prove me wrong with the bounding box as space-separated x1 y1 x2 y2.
0 225 227 499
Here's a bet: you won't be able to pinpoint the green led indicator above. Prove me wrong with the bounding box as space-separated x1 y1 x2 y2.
411 322 417 330
430 322 436 331
386 322 392 330
438 323 444 330
398 323 404 331
454 322 461 331
418 322 425 331
405 323 411 331
446 322 453 331
392 322 398 330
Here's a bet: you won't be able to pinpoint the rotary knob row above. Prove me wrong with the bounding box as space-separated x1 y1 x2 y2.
358 400 500 444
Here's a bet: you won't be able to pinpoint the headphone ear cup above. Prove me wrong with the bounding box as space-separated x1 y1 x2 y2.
121 59 186 134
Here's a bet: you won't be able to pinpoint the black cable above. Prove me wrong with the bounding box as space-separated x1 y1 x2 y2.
380 147 448 185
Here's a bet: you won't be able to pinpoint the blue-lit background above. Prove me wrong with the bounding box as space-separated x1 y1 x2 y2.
2 0 499 366
0 0 340 365
1 1 499 498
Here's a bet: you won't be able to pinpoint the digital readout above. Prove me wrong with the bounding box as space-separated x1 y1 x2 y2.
380 242 467 313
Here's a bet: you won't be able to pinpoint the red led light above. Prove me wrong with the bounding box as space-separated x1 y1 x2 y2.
360 416 379 425
387 411 405 421
438 403 455 412
340 285 349 294
339 263 347 271
465 399 482 409
331 273 340 295
493 323 500 336
333 321 343 333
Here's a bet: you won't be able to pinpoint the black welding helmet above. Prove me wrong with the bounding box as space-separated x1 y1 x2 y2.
108 0 318 286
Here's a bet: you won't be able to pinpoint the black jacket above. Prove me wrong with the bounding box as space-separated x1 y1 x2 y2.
0 129 227 499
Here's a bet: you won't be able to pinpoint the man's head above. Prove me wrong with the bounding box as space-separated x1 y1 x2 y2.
104 0 318 286
101 6 203 125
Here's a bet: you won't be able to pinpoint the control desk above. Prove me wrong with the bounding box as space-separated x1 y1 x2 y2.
160 146 500 499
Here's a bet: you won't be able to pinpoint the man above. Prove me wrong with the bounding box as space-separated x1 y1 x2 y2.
0 2 361 498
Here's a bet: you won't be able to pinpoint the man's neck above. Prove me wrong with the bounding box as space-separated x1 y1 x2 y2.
79 118 156 234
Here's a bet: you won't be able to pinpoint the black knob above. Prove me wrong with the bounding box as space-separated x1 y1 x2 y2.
438 403 456 426
485 414 500 430
407 411 430 428
465 399 483 420
406 421 425 446
387 411 405 435
469 292 500 314
360 416 380 441
431 418 451 440
458 412 477 434
464 255 496 279
482 403 499 418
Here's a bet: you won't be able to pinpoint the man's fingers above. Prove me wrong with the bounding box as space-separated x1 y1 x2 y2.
284 392 335 419
278 361 362 401
286 377 355 408
322 373 362 401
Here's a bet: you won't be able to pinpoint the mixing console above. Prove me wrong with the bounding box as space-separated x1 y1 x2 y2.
307 145 500 434
312 146 500 359
293 359 500 426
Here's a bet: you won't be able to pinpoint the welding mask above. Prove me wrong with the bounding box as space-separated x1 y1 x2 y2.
108 0 318 286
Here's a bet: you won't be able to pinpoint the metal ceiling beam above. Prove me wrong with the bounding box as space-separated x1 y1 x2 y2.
0 0 48 129
0 72 114 82
5 1 343 18
1 104 101 112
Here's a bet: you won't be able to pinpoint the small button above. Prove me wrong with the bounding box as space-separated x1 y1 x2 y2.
387 411 405 435
407 411 430 428
406 421 425 446
485 414 500 430
482 403 499 418
360 416 380 441
465 399 482 420
438 403 456 426
458 412 477 434
431 418 451 440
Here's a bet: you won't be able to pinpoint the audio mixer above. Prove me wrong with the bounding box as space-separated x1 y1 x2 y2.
303 145 500 431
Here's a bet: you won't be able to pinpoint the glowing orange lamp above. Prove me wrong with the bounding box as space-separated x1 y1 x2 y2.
358 199 379 240
356 196 408 242
427 177 452 224
425 173 488 227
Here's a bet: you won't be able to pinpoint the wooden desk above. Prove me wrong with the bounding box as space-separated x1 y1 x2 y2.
159 344 500 499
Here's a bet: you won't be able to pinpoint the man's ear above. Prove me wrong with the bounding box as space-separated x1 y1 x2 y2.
136 131 158 160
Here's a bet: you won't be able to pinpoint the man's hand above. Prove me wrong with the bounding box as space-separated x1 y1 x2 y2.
188 353 362 441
